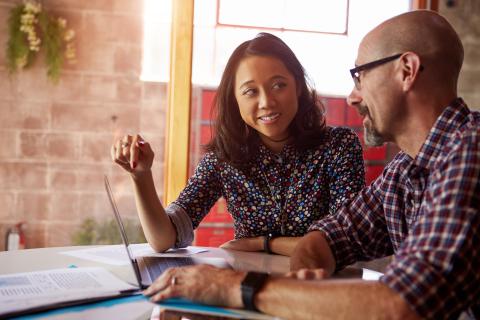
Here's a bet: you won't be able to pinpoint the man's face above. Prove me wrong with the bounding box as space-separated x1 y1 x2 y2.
347 39 402 147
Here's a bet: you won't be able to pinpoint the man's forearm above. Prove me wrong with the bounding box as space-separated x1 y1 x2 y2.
255 278 420 320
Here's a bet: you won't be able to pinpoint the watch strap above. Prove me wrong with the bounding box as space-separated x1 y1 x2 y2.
241 271 269 311
264 233 276 254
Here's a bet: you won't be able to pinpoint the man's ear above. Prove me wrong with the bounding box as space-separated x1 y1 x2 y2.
400 52 422 92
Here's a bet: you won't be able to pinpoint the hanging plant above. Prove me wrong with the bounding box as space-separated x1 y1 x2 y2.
6 0 76 83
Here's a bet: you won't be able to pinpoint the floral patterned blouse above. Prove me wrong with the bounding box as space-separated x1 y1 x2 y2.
166 126 365 247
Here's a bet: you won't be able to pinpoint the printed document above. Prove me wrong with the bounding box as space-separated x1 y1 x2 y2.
0 267 137 317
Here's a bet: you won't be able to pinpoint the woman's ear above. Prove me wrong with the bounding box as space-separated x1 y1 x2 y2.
400 52 422 92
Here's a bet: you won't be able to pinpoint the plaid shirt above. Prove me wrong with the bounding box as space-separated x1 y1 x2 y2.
309 98 480 319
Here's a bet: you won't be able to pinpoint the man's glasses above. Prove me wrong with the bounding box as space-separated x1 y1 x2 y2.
349 53 403 90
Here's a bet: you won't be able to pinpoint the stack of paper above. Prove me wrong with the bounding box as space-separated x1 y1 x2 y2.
0 267 138 318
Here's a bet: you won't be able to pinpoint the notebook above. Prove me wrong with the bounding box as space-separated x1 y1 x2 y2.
104 175 230 289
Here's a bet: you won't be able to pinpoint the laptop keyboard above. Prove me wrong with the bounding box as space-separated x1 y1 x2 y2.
142 257 196 280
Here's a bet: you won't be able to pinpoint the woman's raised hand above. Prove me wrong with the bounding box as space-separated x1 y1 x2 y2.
111 134 154 176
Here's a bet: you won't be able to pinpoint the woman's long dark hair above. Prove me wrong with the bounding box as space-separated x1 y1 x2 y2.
205 32 326 168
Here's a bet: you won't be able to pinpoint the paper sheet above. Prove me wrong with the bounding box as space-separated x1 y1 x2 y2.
60 244 208 266
0 267 137 317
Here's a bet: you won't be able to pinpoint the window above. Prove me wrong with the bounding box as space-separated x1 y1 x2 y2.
218 0 348 34
142 0 412 96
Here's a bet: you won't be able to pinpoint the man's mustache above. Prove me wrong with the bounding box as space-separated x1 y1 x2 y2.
357 105 369 117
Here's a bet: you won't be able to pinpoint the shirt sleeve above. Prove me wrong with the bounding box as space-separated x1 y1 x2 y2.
308 167 394 270
326 127 366 214
171 152 223 230
380 134 480 319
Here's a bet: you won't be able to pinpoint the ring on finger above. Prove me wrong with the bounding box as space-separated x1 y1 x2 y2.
171 276 177 286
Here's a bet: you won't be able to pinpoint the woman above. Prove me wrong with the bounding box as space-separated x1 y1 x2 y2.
111 33 365 256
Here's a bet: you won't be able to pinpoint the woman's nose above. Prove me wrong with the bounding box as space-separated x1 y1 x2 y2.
259 91 275 109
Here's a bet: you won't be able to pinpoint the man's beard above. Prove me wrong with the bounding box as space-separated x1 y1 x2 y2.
358 104 385 147
364 123 385 147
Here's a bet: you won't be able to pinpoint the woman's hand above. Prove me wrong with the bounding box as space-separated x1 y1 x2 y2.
111 134 154 177
143 265 245 308
219 236 264 252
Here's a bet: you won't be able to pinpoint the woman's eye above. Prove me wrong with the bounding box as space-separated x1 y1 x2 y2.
242 88 256 96
272 82 286 90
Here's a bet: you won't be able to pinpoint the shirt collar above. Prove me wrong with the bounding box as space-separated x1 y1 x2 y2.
413 97 470 170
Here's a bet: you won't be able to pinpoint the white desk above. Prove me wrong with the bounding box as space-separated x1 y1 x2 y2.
0 245 382 319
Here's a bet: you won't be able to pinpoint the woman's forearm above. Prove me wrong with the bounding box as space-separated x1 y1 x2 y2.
131 170 177 252
269 236 302 256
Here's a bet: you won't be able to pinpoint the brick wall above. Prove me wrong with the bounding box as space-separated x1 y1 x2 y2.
0 0 167 249
440 0 480 109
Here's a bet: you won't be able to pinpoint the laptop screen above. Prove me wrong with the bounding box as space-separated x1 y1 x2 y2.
104 175 146 288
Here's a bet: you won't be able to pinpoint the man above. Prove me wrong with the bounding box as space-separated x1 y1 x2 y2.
143 10 479 319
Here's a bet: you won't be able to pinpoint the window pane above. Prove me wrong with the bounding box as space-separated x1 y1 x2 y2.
218 0 348 34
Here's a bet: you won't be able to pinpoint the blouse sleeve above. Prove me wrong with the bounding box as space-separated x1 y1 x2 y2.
326 127 366 215
169 152 223 245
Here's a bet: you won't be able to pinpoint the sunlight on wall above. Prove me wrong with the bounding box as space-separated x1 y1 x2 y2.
141 0 410 96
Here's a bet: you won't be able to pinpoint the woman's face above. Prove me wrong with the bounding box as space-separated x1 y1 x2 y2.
234 55 299 147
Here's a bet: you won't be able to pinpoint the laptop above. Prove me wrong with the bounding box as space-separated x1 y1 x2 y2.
104 175 230 290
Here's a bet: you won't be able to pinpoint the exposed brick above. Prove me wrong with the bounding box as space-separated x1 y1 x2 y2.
78 193 111 220
114 45 142 75
19 132 47 159
140 106 166 133
0 162 47 190
47 133 78 161
0 192 15 220
0 70 15 100
76 167 111 193
49 192 79 221
116 77 142 103
113 0 144 14
51 74 86 102
0 130 18 159
17 192 50 221
15 70 53 101
458 69 480 94
83 12 119 43
43 0 113 12
50 169 77 191
67 41 116 73
52 102 140 132
1 100 51 130
80 133 115 163
24 222 47 248
112 14 142 43
82 75 117 102
142 82 168 102
116 193 137 218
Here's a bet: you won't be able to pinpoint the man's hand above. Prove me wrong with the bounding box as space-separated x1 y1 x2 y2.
220 237 263 252
290 231 336 275
144 265 245 308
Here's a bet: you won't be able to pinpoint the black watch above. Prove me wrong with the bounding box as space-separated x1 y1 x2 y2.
264 233 276 254
241 271 269 311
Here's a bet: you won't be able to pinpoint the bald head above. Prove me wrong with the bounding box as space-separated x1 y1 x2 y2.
362 10 464 89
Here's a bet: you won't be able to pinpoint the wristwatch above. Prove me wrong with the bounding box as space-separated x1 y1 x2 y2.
263 233 277 254
241 271 269 311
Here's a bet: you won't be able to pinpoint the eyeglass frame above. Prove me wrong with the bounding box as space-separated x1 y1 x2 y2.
349 53 424 90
